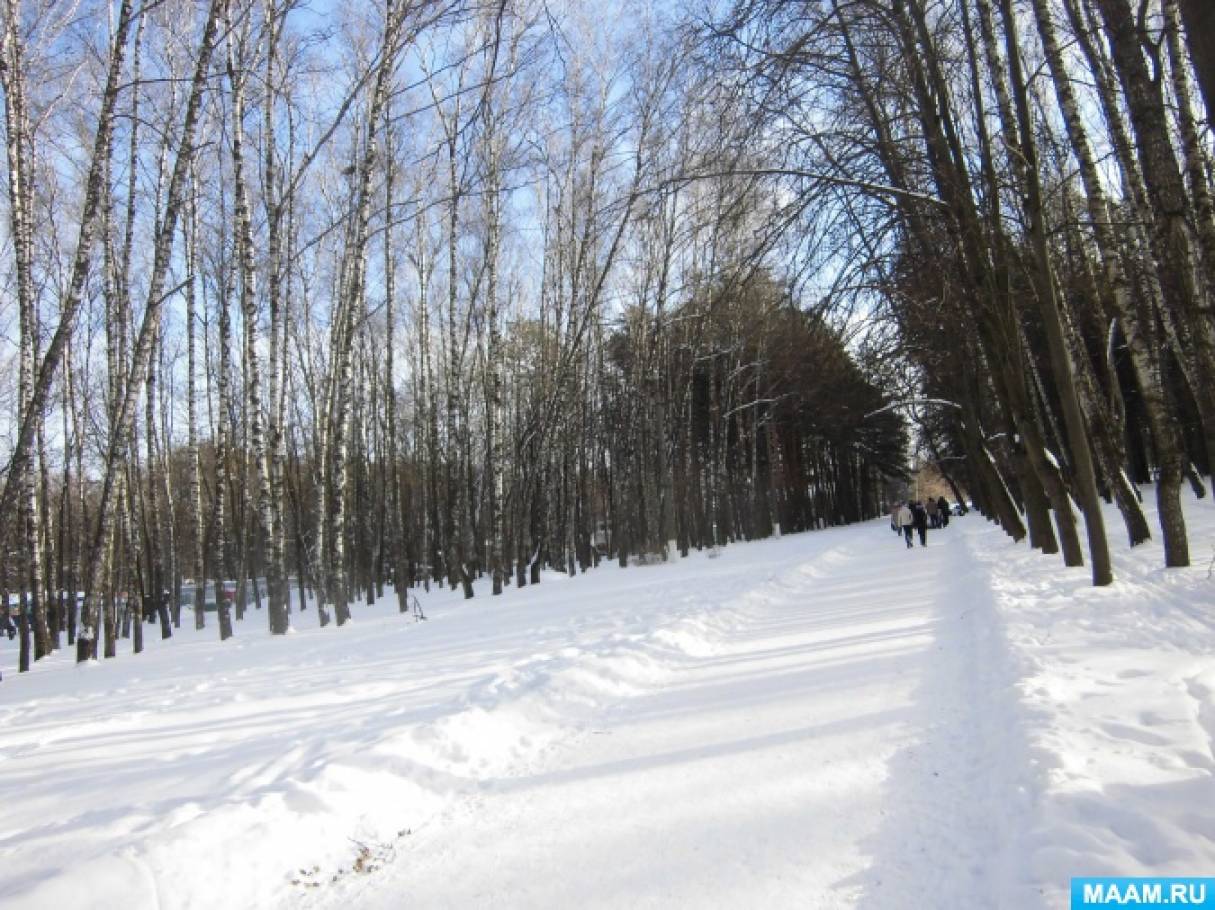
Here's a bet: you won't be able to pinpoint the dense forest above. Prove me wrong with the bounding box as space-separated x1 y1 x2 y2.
0 0 1211 673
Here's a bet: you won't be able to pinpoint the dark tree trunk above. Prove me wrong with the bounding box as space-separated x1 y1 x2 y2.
1177 0 1215 127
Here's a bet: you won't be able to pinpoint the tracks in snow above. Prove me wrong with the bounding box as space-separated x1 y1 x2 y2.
317 525 1032 910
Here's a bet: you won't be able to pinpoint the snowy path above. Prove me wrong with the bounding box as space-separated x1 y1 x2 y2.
317 525 1029 910
6 499 1215 909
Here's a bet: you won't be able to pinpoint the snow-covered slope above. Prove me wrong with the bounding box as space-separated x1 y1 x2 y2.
2 490 1213 909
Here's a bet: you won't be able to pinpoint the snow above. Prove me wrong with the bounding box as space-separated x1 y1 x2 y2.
2 490 1214 908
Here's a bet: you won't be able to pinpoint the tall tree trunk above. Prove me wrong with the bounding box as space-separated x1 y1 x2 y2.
485 76 505 596
215 222 236 642
1094 0 1215 483
226 13 281 632
1163 0 1215 297
1176 0 1215 127
186 166 207 630
262 0 291 633
1 0 47 666
1033 0 1188 564
997 0 1112 584
79 0 226 660
326 0 406 623
0 0 135 531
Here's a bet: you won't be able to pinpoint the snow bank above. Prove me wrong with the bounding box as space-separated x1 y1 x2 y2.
0 538 787 910
962 488 1215 907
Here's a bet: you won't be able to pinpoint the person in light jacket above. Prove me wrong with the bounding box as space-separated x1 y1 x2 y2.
897 502 914 548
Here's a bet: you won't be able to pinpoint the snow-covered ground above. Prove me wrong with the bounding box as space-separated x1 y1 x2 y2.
2 490 1214 909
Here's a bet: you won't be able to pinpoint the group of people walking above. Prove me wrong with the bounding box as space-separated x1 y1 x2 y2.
889 496 952 548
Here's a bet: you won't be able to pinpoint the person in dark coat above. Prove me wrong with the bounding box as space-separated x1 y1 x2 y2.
911 500 929 546
937 495 950 527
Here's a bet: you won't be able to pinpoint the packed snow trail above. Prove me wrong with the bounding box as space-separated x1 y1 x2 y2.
314 524 1032 910
6 498 1215 909
6 519 1024 910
